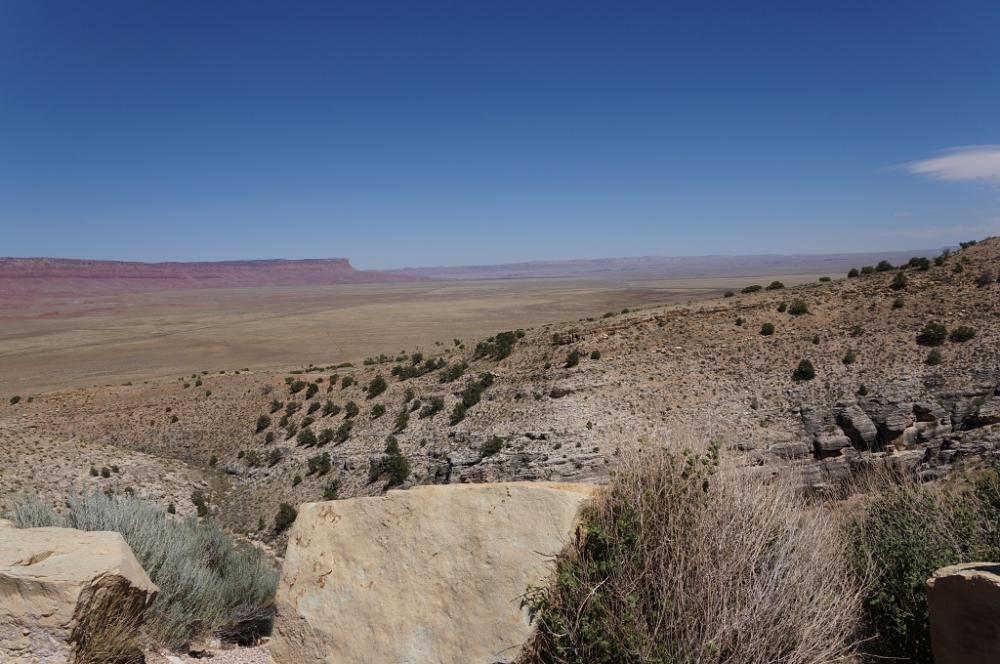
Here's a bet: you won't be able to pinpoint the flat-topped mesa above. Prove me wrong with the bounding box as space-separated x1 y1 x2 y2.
0 256 422 297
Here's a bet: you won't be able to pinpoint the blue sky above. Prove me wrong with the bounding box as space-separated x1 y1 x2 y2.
1 1 999 269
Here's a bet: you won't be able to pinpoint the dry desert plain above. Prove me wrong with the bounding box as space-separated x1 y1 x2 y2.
1 271 832 396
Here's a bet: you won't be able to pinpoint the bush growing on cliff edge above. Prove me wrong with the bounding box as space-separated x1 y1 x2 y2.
9 491 279 650
850 469 1000 663
523 446 863 664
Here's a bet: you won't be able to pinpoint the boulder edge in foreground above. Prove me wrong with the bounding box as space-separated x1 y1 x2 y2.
928 562 1000 664
0 526 158 663
269 482 596 664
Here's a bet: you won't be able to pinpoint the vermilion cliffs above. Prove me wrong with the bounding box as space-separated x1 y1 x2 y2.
0 257 418 299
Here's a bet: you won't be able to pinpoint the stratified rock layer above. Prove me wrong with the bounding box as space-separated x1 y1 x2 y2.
269 482 595 664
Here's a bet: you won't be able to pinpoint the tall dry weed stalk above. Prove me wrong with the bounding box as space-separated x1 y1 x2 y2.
524 443 865 664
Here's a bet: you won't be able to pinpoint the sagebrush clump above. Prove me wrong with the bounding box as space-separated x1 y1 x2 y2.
10 492 278 650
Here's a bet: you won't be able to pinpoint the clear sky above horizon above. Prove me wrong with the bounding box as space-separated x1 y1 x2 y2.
2 1 999 269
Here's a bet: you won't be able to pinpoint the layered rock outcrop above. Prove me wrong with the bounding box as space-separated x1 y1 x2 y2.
0 526 158 663
269 482 595 664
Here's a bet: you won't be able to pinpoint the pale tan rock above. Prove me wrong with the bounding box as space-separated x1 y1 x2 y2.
0 527 158 663
928 562 1000 664
269 482 596 664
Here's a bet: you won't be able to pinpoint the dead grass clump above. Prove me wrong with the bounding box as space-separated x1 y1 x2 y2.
524 444 864 664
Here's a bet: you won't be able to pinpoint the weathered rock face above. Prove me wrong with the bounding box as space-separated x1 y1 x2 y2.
0 527 158 663
928 562 1000 664
270 482 596 664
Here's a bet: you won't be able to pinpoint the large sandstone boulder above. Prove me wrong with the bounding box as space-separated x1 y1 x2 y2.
0 527 158 663
928 562 1000 664
270 482 596 664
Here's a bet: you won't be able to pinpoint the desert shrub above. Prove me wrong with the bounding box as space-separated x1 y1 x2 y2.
9 395 21 405
305 383 318 399
254 415 271 433
953 263 964 274
590 350 601 360
858 384 869 396
876 260 894 272
10 495 62 527
344 401 359 418
524 446 863 664
949 325 976 342
890 272 907 291
474 330 519 361
565 350 581 368
306 401 320 415
267 449 283 466
925 348 942 366
777 301 787 312
788 300 809 316
850 472 1000 662
300 416 314 429
760 322 775 336
101 466 112 478
264 431 274 444
322 479 341 500
480 436 503 457
307 452 331 475
916 322 948 346
11 491 278 650
341 376 355 389
892 296 904 309
861 265 874 275
723 290 735 297
296 427 317 447
765 280 785 290
317 428 334 445
907 256 930 270
366 375 387 399
449 403 468 425
368 437 410 488
819 275 831 282
439 361 468 383
842 348 857 365
334 420 353 444
285 421 298 437
394 409 409 433
321 400 340 416
848 268 859 278
419 396 445 419
274 503 297 533
371 404 386 419
792 358 816 381
284 401 300 416
269 400 282 414
741 284 762 293
289 380 305 394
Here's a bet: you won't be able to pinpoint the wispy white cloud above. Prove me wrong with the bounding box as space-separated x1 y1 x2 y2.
905 145 1000 185
884 220 1000 240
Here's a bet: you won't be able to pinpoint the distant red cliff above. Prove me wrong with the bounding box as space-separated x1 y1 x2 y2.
0 257 422 297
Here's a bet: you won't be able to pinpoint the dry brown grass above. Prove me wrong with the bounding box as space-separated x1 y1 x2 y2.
524 444 865 664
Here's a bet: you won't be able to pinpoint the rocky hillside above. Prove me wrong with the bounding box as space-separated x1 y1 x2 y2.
4 237 998 536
